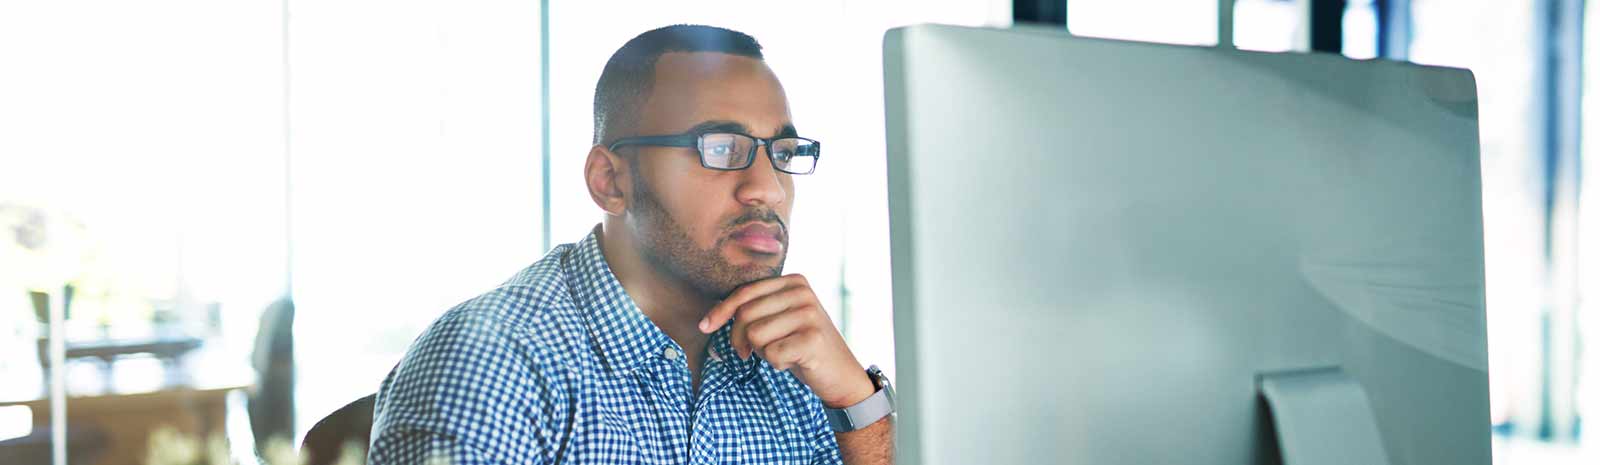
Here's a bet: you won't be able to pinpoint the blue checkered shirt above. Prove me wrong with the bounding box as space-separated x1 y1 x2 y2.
368 230 845 464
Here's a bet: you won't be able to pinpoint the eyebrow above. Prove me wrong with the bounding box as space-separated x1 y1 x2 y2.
683 120 800 139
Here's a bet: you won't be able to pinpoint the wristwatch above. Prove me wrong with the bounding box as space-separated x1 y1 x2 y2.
825 365 896 432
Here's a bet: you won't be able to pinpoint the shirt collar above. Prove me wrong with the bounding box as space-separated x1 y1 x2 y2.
706 321 762 382
566 226 763 382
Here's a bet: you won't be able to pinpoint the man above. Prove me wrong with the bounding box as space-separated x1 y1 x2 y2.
368 25 895 464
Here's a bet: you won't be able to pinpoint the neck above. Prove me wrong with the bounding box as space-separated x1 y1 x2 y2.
596 221 717 359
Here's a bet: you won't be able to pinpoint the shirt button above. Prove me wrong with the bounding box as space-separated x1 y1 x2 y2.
663 347 680 361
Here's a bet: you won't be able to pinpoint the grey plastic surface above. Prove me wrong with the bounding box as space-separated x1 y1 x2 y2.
883 25 1489 465
1259 368 1389 465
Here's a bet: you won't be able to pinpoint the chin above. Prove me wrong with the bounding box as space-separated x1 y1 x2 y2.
720 254 783 278
703 265 783 300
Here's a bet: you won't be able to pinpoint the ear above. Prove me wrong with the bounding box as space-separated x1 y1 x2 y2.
585 144 630 216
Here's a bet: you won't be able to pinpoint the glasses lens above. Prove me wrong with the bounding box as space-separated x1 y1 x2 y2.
769 138 819 174
699 133 754 169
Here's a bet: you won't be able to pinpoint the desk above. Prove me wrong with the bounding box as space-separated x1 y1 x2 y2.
0 386 244 465
0 345 254 465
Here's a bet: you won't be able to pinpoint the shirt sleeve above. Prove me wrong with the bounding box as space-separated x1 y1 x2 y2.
786 378 845 465
367 303 556 465
367 429 498 465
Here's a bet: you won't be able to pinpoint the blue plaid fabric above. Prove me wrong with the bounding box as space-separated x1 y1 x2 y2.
368 229 845 464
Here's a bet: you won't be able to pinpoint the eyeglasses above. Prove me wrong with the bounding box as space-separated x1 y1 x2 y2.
607 132 821 175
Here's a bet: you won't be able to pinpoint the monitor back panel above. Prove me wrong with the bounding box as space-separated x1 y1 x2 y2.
884 24 1488 465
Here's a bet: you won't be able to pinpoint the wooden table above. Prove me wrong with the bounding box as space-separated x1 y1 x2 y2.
1 386 245 465
0 346 254 465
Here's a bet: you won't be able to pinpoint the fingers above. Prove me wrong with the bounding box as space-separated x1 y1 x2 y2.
759 330 823 371
730 286 817 359
700 274 808 333
742 306 820 359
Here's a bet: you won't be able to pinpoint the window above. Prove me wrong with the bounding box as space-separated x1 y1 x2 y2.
1231 0 1376 57
1069 0 1220 46
288 0 544 438
1234 0 1306 52
1341 0 1378 59
0 0 284 456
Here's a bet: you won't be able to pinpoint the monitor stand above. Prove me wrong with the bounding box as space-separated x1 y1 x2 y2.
1258 367 1391 465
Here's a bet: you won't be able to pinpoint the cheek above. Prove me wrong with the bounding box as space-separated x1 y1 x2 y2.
652 177 740 247
685 209 732 248
780 178 797 216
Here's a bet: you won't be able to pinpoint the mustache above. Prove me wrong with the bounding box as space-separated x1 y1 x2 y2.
724 209 788 241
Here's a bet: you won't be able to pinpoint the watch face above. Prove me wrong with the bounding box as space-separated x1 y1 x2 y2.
867 365 891 390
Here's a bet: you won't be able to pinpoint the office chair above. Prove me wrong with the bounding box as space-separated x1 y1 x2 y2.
300 394 376 465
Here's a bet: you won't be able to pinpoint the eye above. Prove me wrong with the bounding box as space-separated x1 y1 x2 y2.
772 149 793 163
709 144 732 156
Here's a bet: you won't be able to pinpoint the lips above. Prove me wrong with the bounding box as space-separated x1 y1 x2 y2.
729 222 785 255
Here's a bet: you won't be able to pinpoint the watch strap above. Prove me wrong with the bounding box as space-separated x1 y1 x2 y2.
825 365 895 432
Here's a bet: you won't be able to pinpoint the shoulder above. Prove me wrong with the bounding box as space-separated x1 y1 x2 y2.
407 243 594 375
370 245 596 454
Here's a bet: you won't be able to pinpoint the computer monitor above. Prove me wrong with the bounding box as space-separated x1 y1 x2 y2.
884 24 1488 465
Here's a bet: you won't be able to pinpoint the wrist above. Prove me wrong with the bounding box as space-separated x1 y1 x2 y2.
823 365 896 433
821 369 877 408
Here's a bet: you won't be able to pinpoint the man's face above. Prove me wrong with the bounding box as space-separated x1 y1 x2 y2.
623 52 797 299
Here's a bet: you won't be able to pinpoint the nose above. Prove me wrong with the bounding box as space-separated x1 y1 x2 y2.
734 144 788 208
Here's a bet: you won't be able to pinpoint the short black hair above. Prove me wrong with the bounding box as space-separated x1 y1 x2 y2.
593 24 765 146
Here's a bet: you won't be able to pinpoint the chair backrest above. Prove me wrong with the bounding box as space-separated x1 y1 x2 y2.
301 394 377 465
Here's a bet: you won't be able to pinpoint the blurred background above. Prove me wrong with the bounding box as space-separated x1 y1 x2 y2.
0 0 1592 464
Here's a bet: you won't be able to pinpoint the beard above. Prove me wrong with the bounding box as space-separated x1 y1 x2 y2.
627 174 787 300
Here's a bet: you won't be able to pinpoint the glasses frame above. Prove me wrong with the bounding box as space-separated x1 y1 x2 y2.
607 132 822 175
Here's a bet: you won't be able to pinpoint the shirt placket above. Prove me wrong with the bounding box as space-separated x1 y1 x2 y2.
689 338 751 464
640 342 695 465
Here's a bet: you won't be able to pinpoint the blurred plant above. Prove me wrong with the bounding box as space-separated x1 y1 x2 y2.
0 202 90 291
145 426 370 465
257 435 305 465
3 203 49 251
1 201 171 330
144 427 230 465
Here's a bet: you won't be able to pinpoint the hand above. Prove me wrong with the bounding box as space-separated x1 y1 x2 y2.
699 274 874 408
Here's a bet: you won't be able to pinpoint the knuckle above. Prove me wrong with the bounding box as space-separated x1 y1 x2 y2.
804 306 829 324
768 337 793 355
780 287 810 303
736 300 760 316
746 322 772 346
